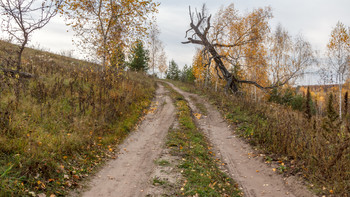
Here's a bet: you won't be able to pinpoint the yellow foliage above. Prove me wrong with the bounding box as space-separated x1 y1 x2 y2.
61 0 159 66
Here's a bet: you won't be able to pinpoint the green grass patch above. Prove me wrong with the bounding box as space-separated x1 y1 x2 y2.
155 159 171 166
164 84 241 197
152 177 168 186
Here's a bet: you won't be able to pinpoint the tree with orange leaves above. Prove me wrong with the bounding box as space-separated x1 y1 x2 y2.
183 4 288 94
185 4 314 96
192 48 209 85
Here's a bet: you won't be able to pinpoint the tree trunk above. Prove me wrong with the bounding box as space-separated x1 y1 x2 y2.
17 32 29 72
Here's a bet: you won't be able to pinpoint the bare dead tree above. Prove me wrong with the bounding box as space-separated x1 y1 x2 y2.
182 5 312 93
0 0 62 75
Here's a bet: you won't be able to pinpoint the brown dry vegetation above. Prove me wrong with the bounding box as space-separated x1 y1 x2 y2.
0 40 155 196
171 80 350 196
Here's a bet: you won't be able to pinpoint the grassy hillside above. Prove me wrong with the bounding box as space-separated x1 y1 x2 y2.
0 41 156 196
170 80 349 196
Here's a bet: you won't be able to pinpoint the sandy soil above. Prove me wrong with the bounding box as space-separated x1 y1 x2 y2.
80 84 175 197
166 82 316 197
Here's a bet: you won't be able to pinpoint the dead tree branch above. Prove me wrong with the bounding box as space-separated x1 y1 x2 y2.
182 4 307 93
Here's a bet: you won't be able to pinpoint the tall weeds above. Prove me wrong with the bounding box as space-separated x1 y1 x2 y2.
203 87 349 196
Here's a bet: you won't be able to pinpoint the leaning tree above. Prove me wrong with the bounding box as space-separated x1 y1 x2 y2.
182 4 313 93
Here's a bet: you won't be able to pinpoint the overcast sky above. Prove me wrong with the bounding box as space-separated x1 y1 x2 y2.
3 0 349 84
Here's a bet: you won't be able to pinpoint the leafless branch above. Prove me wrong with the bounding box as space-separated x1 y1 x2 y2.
0 0 63 71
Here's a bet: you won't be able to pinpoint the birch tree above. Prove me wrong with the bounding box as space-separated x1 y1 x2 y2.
157 46 167 78
148 21 161 75
326 22 350 119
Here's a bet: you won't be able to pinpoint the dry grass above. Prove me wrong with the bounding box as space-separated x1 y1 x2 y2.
0 41 156 196
170 80 350 197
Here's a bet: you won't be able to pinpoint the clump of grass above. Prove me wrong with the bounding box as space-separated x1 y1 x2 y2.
152 177 167 186
0 41 156 196
165 84 241 197
155 159 170 166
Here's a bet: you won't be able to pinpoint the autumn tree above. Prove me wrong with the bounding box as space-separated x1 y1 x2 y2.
128 40 149 72
183 4 313 95
211 4 271 96
325 22 350 119
157 47 167 78
0 0 62 74
192 48 210 85
61 0 158 67
183 4 270 93
148 21 162 75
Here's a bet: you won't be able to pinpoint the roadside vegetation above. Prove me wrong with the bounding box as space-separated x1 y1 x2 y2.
166 3 349 196
164 83 241 197
0 41 155 196
168 79 349 196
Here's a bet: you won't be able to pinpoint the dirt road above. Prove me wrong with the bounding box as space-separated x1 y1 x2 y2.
80 84 175 197
166 82 315 197
80 82 315 197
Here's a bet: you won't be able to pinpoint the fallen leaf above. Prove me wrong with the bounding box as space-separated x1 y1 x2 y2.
194 113 202 119
73 175 79 180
